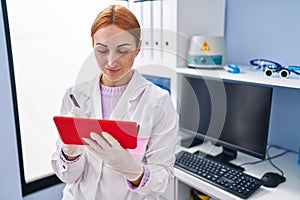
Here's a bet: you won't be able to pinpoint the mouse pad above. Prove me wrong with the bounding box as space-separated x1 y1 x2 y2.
53 116 138 149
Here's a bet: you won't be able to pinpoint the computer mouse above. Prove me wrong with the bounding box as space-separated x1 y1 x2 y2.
261 172 286 188
223 64 240 74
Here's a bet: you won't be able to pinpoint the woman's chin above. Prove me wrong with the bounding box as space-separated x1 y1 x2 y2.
102 72 132 86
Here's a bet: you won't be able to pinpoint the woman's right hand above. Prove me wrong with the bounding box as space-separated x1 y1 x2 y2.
61 107 86 160
67 107 87 118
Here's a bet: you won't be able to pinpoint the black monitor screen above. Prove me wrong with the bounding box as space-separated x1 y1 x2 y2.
179 75 273 159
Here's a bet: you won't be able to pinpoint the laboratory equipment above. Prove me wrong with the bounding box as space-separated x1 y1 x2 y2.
187 36 225 68
250 59 300 78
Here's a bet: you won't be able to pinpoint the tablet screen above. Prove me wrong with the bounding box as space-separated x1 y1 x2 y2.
53 116 138 149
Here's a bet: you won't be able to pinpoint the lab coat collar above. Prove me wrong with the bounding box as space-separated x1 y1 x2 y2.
76 70 149 120
72 74 102 118
110 70 149 120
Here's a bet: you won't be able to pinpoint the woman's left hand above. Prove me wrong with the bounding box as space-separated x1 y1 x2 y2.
83 132 144 181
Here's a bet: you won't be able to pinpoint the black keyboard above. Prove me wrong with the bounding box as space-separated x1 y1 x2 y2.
175 151 264 199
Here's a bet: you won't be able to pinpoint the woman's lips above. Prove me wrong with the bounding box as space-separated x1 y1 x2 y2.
106 68 120 75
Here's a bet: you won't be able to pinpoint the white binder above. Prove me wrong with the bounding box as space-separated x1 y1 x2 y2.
152 0 163 61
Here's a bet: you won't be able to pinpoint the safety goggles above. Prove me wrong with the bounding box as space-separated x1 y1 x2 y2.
250 59 300 78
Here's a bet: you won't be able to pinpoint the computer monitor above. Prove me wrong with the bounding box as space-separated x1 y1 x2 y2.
179 74 273 168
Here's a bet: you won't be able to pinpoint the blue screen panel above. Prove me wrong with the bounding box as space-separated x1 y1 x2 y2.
142 74 171 94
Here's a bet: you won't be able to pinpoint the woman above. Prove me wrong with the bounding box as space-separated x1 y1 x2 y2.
51 4 178 200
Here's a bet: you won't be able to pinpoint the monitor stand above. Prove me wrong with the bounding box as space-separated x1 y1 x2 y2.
194 146 245 171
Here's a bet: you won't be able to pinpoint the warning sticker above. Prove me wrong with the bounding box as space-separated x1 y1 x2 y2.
201 42 210 51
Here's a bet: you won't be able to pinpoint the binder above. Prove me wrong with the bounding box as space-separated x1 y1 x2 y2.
140 0 153 60
162 0 177 67
152 0 163 60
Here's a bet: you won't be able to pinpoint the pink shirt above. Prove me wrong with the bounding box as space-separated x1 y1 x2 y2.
100 83 127 119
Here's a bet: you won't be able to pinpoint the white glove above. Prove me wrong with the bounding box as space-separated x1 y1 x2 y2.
67 107 86 118
82 132 144 181
61 107 86 158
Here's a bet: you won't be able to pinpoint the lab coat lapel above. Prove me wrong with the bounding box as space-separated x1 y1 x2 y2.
78 75 103 119
110 71 148 120
92 80 102 118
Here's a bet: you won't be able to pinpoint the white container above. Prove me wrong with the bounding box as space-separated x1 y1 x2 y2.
187 36 225 68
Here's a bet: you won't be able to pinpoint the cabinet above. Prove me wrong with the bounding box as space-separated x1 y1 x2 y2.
174 66 300 200
174 66 300 199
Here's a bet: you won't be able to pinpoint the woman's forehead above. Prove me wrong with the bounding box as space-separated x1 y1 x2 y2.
93 25 136 47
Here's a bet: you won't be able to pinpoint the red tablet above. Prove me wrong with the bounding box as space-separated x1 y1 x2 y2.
53 116 138 149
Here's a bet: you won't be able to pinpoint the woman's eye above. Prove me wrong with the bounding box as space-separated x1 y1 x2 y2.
117 49 129 54
97 49 108 54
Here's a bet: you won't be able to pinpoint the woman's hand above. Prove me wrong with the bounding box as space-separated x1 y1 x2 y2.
83 132 144 182
61 107 86 160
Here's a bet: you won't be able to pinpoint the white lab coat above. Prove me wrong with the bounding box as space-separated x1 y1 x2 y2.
51 70 178 200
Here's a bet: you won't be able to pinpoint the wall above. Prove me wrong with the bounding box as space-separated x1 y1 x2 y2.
225 0 300 65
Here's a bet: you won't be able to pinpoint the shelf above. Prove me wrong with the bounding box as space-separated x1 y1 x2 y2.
176 66 300 90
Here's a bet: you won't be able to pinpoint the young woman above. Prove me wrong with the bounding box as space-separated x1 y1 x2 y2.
51 5 178 200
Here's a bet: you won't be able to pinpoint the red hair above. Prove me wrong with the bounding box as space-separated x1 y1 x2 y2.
91 5 141 47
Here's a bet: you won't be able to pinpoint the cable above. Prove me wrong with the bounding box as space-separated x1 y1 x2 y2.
266 146 286 176
238 145 290 175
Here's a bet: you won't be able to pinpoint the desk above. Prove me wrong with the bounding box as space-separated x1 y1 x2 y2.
173 144 300 200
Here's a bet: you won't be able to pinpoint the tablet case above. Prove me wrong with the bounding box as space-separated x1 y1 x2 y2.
53 116 138 149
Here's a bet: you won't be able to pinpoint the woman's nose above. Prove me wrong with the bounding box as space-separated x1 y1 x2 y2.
108 53 118 67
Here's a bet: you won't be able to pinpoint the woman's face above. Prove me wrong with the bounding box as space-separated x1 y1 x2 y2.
93 24 140 87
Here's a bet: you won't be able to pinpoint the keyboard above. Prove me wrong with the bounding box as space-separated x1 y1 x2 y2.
174 151 264 199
